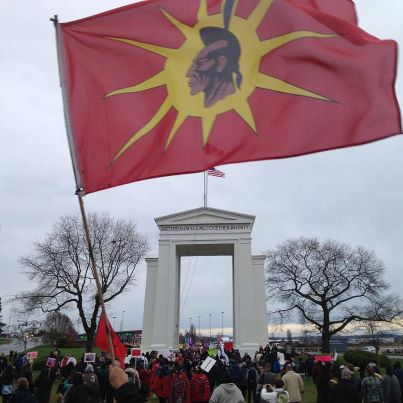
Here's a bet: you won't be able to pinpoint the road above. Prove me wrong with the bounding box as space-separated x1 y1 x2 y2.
0 338 43 354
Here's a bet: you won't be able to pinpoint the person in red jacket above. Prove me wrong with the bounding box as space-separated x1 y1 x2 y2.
137 362 150 398
156 359 171 403
190 368 211 403
150 358 159 394
170 368 190 403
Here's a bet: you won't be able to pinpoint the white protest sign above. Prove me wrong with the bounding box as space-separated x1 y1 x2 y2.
200 356 216 373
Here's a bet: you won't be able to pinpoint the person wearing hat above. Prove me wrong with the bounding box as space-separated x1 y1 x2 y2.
125 367 141 392
82 364 99 390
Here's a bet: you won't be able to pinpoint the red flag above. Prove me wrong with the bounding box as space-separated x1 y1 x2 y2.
94 312 127 366
58 0 401 195
293 0 357 24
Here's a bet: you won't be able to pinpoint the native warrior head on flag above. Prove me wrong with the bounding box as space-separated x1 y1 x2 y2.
187 0 242 108
59 0 401 194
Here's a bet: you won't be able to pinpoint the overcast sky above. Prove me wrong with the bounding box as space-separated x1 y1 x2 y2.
0 0 402 339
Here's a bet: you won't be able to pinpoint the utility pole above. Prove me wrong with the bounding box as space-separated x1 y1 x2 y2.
221 311 224 338
120 310 125 341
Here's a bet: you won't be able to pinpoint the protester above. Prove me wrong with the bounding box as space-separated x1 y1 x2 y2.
82 364 99 389
0 354 8 374
1 365 15 403
108 364 147 403
8 378 38 403
208 373 244 403
260 379 289 403
190 367 210 403
63 372 99 403
20 363 34 393
257 363 277 401
170 367 190 403
329 367 361 403
246 363 259 403
383 366 401 403
316 363 332 403
34 367 56 403
281 364 304 403
361 365 384 403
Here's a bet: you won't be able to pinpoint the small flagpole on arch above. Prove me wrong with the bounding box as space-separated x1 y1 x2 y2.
203 171 208 208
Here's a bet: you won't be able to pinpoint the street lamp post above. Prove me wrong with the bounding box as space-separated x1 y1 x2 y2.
209 314 212 342
198 316 201 340
121 310 126 340
221 311 224 338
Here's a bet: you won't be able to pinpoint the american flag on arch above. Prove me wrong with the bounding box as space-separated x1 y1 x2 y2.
207 168 225 178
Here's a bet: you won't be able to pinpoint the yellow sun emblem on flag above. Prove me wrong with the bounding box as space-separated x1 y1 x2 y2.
106 0 334 161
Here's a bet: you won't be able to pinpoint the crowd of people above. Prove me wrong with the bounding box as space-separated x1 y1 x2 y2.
1 343 403 403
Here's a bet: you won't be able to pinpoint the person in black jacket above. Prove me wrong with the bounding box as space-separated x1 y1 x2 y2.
9 378 38 403
109 364 147 403
63 372 99 403
329 368 361 403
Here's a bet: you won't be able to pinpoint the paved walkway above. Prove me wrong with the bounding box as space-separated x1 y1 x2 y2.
0 338 42 354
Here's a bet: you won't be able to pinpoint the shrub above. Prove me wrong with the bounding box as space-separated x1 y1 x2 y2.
343 350 391 369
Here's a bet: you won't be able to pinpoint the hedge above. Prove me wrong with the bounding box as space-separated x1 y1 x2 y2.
343 350 391 368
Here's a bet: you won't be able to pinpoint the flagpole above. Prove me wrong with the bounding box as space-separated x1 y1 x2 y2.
52 16 115 363
204 171 208 207
77 191 116 362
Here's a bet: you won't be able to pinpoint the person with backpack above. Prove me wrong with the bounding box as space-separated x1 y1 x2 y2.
246 364 258 403
260 379 289 403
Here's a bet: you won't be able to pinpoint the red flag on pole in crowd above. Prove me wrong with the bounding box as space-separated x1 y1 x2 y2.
94 312 127 366
57 0 401 195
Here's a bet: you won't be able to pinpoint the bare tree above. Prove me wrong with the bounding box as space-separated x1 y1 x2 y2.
19 212 149 351
265 237 402 352
361 296 403 367
43 312 76 346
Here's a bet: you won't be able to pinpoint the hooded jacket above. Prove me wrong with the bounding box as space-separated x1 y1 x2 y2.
209 383 244 403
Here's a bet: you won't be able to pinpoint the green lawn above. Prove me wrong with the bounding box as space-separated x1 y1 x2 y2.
0 338 11 345
27 344 100 362
301 377 317 403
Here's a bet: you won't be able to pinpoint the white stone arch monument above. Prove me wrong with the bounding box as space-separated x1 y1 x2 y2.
141 207 268 355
